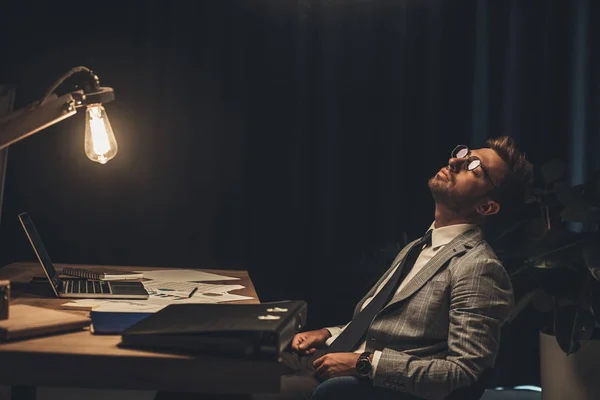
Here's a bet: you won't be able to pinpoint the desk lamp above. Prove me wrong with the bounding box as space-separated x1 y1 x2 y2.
0 65 118 164
0 67 119 319
0 66 118 220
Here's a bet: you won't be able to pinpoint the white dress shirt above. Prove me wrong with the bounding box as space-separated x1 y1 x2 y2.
324 222 478 376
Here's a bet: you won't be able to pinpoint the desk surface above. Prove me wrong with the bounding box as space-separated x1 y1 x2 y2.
0 262 283 394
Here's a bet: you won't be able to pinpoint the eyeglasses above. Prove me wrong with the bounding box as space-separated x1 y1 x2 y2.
451 145 497 189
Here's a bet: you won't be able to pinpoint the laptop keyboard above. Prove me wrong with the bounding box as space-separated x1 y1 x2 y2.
63 279 111 294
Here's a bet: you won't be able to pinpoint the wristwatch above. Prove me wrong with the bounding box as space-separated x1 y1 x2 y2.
356 351 372 377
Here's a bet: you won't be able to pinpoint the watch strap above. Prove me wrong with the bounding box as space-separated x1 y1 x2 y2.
356 351 372 377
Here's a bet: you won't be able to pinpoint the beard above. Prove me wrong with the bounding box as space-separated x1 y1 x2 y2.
428 174 472 214
428 176 455 207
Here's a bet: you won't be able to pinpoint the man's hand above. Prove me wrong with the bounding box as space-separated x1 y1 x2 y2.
291 329 331 355
313 352 361 380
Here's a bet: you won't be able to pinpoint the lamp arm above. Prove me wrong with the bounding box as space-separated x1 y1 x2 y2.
40 66 94 104
0 65 116 160
0 93 77 151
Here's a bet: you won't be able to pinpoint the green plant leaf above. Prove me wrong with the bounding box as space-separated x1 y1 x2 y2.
560 208 591 223
532 289 552 312
593 170 600 206
554 304 596 355
554 182 587 218
528 265 581 298
527 228 581 263
583 237 600 281
540 159 566 185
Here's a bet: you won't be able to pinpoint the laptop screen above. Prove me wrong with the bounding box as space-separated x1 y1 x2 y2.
18 212 61 295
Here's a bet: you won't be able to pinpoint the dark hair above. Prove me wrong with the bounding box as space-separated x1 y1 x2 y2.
485 136 534 218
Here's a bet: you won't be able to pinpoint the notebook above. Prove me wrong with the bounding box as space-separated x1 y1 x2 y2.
0 305 90 341
18 212 149 300
60 267 144 281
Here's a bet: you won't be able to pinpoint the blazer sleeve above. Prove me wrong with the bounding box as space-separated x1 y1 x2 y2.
371 257 514 400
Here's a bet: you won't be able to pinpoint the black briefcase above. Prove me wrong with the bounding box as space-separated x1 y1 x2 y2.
119 300 307 360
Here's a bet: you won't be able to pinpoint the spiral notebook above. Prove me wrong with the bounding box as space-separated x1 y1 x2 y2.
60 267 144 281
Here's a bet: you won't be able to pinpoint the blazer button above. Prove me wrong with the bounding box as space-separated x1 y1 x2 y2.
384 381 391 388
370 336 376 341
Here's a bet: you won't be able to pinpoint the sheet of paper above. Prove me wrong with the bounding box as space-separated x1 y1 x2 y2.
92 299 170 313
142 281 245 299
142 281 198 298
135 269 240 282
62 292 255 313
67 297 204 313
61 299 105 310
190 292 255 303
192 283 246 294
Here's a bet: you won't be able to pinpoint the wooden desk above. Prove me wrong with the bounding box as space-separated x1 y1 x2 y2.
0 262 284 397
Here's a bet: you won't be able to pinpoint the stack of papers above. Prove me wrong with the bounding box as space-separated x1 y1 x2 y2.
134 269 240 282
61 269 254 313
142 281 245 299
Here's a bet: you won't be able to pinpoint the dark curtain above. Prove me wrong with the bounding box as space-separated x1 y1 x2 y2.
1 0 599 387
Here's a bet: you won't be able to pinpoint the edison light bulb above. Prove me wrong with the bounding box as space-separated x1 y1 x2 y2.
84 105 118 164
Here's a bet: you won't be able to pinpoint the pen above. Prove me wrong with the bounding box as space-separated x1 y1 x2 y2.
188 287 199 298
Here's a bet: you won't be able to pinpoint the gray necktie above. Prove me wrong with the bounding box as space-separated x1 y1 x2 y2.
326 230 433 353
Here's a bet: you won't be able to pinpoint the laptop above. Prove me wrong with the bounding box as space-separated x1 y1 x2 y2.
18 212 149 300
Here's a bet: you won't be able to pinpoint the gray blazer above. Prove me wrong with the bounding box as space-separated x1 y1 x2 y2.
354 228 513 400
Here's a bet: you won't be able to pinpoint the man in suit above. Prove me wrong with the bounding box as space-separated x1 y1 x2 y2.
269 136 533 400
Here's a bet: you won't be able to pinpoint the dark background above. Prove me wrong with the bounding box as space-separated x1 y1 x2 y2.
1 0 599 388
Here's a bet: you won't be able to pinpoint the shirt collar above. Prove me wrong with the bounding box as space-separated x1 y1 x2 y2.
427 221 478 249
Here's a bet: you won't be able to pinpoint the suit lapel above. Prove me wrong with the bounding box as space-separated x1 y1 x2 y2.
384 227 482 307
353 238 419 316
